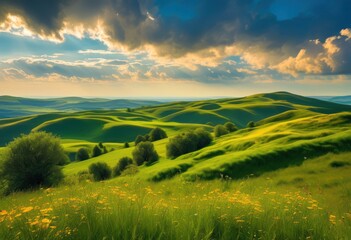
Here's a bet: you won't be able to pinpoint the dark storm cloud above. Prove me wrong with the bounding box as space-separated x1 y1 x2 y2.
1 0 350 75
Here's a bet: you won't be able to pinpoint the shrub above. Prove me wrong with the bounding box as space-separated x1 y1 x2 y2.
88 162 112 181
132 141 159 166
135 135 146 146
113 157 133 176
214 124 229 137
0 131 66 193
149 127 168 141
329 161 350 168
247 121 255 128
166 128 212 158
121 164 139 176
195 128 213 149
76 147 90 161
92 145 102 158
124 142 130 148
224 122 238 132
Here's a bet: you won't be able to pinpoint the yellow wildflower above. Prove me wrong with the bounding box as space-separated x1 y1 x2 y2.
22 207 34 213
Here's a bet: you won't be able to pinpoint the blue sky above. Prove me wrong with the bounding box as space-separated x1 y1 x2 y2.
0 0 350 97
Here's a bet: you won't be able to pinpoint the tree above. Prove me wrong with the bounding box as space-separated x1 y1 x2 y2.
88 162 112 181
214 124 229 137
76 147 90 161
92 145 102 158
247 121 255 128
1 131 66 192
124 142 130 148
132 141 159 166
113 157 133 176
224 122 238 133
194 128 213 149
149 127 168 142
166 129 212 159
134 135 146 146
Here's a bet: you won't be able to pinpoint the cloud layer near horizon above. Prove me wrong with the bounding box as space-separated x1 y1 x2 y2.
0 0 350 97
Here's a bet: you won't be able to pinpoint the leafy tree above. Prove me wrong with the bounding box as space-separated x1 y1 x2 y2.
166 129 212 158
0 131 66 193
103 146 108 154
98 142 104 148
224 122 238 132
194 128 213 149
134 135 146 146
124 142 130 148
113 157 133 176
132 141 159 166
149 127 168 142
88 162 112 181
214 124 229 137
92 145 102 158
247 121 255 128
76 147 90 161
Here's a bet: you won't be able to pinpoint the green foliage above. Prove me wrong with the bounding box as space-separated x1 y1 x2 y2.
92 145 102 158
88 162 112 181
132 141 159 166
135 135 146 146
124 142 130 148
149 127 168 141
0 131 66 193
166 128 212 159
247 121 255 128
120 164 139 176
329 161 350 168
113 157 133 176
224 122 237 132
214 124 229 137
76 148 90 161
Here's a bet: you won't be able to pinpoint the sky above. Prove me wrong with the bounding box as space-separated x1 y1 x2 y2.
0 0 350 98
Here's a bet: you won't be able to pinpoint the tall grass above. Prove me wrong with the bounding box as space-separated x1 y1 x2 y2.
0 178 350 240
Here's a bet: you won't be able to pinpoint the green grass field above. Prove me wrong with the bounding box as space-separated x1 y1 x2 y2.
0 91 350 239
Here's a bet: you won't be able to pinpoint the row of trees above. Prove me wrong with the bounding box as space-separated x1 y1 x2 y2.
76 143 109 161
135 127 168 145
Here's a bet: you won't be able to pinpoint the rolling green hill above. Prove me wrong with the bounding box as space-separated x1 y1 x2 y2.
0 91 350 147
0 95 162 118
1 91 351 239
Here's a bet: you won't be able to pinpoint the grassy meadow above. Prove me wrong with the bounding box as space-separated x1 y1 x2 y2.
0 92 351 239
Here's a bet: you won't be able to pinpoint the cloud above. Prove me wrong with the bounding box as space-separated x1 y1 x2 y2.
273 29 351 76
1 0 351 84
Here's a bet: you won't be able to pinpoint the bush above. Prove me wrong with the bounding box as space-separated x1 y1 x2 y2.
224 122 238 132
247 121 255 128
195 128 213 149
0 131 66 193
113 157 133 176
92 145 102 158
214 124 229 137
329 161 350 168
149 127 168 141
88 162 112 181
166 128 212 159
135 135 146 146
76 148 90 161
132 141 159 166
124 142 130 148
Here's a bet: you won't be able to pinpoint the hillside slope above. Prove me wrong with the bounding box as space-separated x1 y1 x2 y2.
0 92 350 147
0 96 162 118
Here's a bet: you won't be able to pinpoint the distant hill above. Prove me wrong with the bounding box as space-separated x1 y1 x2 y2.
0 96 162 118
0 91 350 146
312 95 351 105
